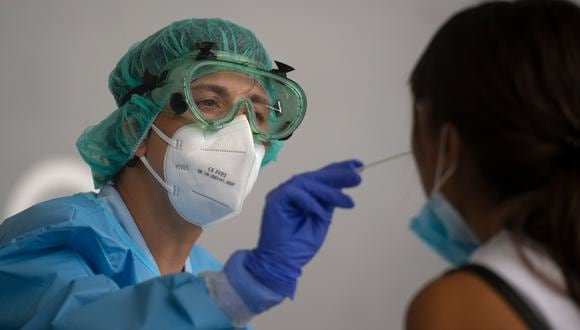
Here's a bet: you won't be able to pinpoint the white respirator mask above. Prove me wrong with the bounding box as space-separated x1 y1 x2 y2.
139 115 265 229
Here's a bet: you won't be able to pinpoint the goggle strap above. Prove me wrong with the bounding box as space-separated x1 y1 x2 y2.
119 70 167 106
195 42 217 60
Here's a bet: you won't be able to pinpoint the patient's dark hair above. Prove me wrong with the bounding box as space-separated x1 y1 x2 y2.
411 0 580 305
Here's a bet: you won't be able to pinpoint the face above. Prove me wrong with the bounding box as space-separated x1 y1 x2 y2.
136 70 269 181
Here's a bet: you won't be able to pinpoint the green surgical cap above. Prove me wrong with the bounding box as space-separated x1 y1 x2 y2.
77 18 283 189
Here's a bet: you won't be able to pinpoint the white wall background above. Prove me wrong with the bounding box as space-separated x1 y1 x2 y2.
0 0 477 328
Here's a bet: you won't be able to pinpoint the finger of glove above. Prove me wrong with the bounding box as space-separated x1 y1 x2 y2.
297 179 355 208
301 167 362 189
285 185 330 220
319 159 364 172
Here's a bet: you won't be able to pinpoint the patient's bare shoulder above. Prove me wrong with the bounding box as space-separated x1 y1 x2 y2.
405 270 527 330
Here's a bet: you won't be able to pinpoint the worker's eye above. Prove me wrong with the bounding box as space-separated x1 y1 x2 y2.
195 98 219 109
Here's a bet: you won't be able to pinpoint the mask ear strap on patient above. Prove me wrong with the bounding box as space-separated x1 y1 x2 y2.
432 125 458 192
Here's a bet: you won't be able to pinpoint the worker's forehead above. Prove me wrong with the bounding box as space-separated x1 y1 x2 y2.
190 71 267 96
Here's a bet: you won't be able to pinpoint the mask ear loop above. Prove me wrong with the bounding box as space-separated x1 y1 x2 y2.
432 125 458 193
150 124 179 149
138 124 178 194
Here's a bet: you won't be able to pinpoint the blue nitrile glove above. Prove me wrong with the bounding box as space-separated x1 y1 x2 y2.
238 159 363 304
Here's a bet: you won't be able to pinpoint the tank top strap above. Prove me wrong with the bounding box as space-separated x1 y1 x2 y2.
448 264 551 330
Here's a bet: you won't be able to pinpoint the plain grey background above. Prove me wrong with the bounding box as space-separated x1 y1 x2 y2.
0 0 476 328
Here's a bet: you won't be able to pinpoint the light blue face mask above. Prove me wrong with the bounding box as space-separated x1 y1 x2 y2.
409 126 481 265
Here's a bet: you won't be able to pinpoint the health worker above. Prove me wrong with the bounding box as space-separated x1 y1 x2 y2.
0 18 362 329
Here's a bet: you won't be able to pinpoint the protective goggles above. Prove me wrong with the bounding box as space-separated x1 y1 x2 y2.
120 42 307 141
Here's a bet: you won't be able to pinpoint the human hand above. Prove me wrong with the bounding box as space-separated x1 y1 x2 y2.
244 159 363 298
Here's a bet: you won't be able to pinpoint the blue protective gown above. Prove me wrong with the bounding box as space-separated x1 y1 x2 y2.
0 191 245 329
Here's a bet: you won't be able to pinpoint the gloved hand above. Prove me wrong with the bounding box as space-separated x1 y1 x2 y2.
244 159 363 298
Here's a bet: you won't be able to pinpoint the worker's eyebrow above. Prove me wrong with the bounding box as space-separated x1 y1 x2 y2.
249 94 270 105
190 84 231 98
192 83 273 109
